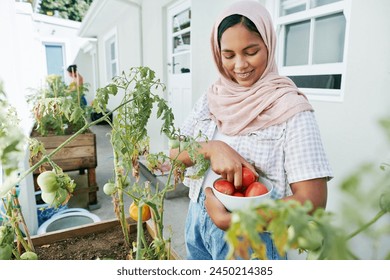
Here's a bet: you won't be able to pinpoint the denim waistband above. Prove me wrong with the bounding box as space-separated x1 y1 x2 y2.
197 187 206 205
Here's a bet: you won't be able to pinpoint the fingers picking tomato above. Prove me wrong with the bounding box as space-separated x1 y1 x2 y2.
244 181 268 197
242 166 256 188
214 179 235 195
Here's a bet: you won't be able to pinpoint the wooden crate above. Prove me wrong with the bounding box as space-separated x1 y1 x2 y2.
30 131 98 206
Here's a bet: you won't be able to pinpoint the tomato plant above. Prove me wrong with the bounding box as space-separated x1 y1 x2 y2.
93 67 209 260
26 74 89 136
244 182 268 197
214 179 235 195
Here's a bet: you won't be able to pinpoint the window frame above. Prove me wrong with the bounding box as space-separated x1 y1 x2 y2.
274 0 351 102
104 28 119 83
43 42 66 80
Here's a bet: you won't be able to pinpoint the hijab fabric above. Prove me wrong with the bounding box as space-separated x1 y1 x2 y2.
208 0 313 136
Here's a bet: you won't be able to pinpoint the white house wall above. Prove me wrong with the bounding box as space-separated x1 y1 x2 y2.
307 0 390 205
310 0 390 258
81 3 142 123
140 0 173 153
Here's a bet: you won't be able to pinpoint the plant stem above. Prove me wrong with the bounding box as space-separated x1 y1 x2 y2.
11 188 35 252
113 149 130 246
346 210 387 240
136 205 143 260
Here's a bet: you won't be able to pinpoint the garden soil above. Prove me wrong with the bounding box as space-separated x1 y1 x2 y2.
33 223 153 260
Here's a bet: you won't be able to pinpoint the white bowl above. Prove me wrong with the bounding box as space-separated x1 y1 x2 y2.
211 176 273 212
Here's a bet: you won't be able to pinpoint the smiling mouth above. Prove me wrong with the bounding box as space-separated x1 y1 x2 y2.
235 70 253 79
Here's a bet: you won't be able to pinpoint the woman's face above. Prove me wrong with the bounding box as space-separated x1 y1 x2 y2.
220 23 268 87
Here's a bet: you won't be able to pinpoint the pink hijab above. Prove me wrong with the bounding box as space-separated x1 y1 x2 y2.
208 0 313 136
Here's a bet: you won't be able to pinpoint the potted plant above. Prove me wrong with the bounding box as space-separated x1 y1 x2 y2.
27 75 98 207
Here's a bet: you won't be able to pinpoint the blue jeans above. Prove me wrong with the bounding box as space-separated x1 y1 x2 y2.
185 189 286 260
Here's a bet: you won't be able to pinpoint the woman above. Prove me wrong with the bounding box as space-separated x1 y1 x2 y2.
170 1 333 260
67 64 83 89
67 64 87 106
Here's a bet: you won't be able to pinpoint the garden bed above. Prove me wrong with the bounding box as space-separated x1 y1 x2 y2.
29 218 179 260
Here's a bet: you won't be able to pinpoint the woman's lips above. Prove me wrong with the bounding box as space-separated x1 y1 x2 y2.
235 70 253 79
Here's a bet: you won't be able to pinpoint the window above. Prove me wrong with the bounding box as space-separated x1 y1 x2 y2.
105 33 118 82
275 0 349 101
171 8 191 74
45 44 65 80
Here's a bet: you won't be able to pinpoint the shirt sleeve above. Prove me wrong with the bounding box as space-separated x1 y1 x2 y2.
180 92 210 137
284 111 333 184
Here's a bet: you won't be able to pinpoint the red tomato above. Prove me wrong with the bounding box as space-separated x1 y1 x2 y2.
214 179 235 195
242 166 256 188
232 192 244 197
244 182 268 197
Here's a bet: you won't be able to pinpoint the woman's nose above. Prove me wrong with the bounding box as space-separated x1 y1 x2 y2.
234 56 248 70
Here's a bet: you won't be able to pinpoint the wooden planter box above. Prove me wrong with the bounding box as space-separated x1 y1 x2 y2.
29 218 180 260
30 131 98 207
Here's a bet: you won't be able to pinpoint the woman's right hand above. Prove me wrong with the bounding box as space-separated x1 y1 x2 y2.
204 140 258 188
170 140 258 188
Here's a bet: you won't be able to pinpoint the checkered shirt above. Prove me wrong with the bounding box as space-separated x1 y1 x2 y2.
180 93 333 202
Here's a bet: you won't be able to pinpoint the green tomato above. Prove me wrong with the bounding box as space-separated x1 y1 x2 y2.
103 183 117 195
37 171 59 193
287 225 296 242
41 188 68 208
380 191 390 212
297 221 323 251
0 244 13 260
168 139 179 149
0 225 14 245
20 251 38 260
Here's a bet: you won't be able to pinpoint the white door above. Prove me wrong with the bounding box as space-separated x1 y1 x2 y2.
167 1 192 129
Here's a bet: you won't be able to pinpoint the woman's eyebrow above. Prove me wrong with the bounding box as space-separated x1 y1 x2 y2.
221 43 260 52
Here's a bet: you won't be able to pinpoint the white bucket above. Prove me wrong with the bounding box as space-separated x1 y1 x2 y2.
37 209 101 234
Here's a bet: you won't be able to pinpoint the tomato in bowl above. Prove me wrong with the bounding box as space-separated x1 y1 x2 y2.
211 176 273 212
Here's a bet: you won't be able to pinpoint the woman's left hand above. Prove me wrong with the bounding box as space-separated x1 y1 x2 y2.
204 187 231 230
